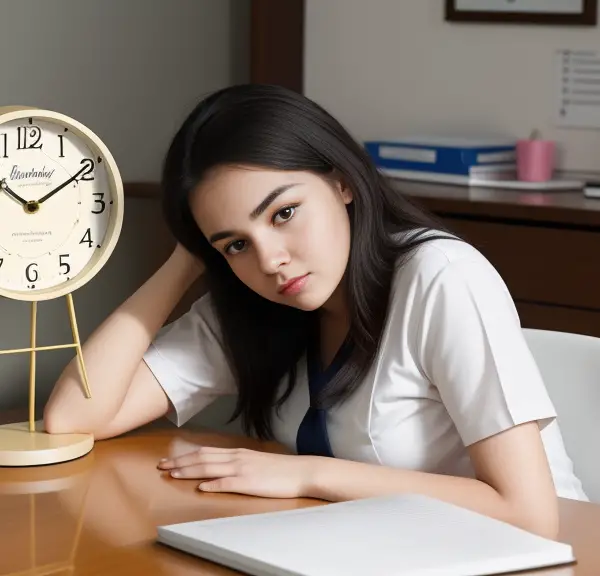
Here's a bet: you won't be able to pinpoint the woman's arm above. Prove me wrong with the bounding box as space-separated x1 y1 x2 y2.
158 421 558 539
306 421 559 539
43 244 204 439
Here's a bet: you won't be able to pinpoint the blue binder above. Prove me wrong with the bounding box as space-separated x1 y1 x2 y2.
364 136 516 176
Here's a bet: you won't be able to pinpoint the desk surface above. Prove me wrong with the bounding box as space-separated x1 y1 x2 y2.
0 426 599 576
395 179 600 227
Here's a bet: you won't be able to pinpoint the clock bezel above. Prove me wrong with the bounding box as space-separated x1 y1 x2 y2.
0 106 124 302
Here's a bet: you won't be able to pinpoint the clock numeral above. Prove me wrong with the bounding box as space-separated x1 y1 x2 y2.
57 134 65 158
80 228 93 248
17 126 43 150
0 258 3 269
59 254 71 275
91 192 106 214
25 262 38 283
80 158 95 181
0 134 7 158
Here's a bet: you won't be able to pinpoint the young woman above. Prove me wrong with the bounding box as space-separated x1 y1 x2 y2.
44 84 587 538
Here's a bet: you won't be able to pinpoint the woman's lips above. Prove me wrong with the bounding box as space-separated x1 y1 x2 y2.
278 274 310 295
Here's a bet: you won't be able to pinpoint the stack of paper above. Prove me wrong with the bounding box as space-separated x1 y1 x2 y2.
157 494 575 576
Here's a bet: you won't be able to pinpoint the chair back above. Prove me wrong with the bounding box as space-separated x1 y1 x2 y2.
524 328 600 502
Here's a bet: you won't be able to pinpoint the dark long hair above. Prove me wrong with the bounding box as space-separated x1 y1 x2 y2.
161 84 453 439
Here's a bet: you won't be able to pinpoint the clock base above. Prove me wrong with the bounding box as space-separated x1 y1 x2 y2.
0 421 93 467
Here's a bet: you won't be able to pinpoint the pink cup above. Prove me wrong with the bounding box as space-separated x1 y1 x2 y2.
516 139 555 182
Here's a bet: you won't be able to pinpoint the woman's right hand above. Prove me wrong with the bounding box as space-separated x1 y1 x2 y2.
169 242 205 279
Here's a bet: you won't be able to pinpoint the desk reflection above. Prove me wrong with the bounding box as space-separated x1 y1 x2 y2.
0 428 319 576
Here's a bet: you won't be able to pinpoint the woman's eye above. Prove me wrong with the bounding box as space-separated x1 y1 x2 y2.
273 206 296 224
225 239 246 255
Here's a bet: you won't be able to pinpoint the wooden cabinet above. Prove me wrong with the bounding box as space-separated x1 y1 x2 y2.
400 180 600 338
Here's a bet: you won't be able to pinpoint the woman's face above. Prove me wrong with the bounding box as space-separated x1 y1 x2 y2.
191 166 352 312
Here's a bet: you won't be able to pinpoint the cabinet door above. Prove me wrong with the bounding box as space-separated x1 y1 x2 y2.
439 216 600 337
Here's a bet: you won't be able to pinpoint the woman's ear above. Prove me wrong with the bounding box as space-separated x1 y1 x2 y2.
340 182 353 205
331 172 353 205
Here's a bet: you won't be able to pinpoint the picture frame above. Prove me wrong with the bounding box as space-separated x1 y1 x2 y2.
445 0 598 25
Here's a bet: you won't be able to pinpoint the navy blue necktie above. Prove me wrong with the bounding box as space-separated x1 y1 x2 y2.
296 331 352 458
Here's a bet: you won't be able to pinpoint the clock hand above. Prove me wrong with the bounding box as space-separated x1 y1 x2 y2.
37 166 86 204
0 179 27 206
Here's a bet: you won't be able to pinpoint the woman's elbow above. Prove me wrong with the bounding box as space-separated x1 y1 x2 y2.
511 497 560 540
42 400 97 436
526 509 560 540
43 404 78 435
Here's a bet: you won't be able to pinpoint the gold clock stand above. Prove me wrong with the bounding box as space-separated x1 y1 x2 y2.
0 294 94 466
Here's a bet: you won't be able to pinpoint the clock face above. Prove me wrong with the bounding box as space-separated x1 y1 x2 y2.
0 116 117 297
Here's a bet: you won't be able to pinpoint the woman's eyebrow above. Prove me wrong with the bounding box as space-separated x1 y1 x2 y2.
249 183 302 219
209 183 303 244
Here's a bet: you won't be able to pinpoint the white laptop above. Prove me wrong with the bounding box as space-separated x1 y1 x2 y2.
156 494 575 576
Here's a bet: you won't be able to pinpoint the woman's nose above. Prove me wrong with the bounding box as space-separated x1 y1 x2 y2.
255 240 290 275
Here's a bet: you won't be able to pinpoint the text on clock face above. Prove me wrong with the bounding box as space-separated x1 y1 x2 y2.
0 118 113 292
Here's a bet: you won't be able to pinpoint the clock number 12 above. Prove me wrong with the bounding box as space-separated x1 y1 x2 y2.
17 126 43 150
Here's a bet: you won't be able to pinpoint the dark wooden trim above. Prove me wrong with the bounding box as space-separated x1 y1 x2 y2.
124 182 160 199
445 0 597 25
250 0 305 92
517 301 600 338
414 197 600 229
431 209 600 231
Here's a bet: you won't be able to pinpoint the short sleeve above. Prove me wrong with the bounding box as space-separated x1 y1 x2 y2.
143 293 237 427
418 255 556 447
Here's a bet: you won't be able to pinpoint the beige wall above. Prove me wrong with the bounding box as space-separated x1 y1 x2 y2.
0 0 248 433
0 0 249 181
305 0 600 173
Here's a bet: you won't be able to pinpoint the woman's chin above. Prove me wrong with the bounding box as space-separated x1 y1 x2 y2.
259 291 327 312
279 290 332 312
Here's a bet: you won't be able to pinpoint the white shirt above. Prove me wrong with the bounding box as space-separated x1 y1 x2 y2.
143 237 588 501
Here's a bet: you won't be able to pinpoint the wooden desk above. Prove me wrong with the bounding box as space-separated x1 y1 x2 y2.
0 427 599 576
399 180 600 338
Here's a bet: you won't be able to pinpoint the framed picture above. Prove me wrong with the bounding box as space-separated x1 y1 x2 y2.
445 0 598 25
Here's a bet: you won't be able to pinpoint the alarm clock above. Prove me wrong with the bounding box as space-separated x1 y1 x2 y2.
0 106 124 300
0 106 124 466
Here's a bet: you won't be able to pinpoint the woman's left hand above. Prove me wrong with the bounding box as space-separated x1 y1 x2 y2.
157 446 316 498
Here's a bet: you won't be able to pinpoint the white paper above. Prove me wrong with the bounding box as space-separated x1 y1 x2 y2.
157 494 575 576
555 49 600 129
